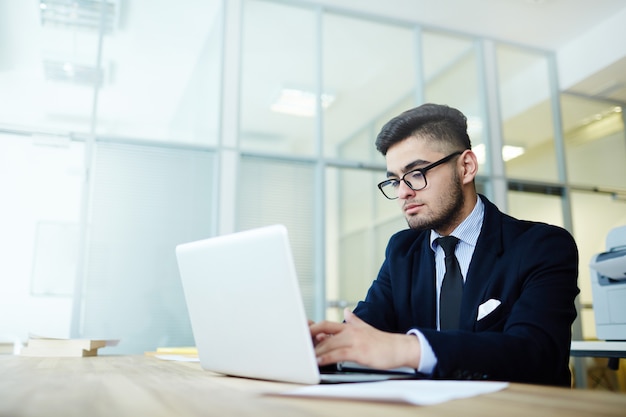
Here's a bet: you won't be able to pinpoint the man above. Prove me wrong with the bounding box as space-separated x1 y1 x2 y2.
310 103 579 386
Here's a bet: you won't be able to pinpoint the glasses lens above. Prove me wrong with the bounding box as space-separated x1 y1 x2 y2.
379 182 398 199
404 170 425 191
379 170 426 199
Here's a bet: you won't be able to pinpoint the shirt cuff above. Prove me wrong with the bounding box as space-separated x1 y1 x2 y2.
407 328 437 375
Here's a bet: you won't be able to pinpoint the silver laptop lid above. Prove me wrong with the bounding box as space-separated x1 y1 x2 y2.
176 224 320 384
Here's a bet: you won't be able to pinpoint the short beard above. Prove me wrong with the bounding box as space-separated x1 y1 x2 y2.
405 174 465 232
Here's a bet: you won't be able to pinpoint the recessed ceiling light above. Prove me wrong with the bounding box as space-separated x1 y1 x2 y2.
270 88 335 117
473 143 526 163
502 145 525 161
39 0 119 33
43 60 103 86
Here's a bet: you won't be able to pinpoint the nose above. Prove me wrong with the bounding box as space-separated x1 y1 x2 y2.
396 179 415 200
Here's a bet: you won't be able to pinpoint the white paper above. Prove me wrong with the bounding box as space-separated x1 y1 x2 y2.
279 380 509 406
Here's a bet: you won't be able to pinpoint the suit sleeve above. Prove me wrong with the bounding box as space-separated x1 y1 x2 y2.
352 240 400 332
353 229 435 333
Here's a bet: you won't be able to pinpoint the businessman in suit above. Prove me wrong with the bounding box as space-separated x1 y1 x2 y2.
310 103 579 386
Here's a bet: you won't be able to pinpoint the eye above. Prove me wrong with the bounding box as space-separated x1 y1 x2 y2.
409 171 424 181
387 179 400 188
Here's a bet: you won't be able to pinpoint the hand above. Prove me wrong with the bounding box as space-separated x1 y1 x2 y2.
309 308 421 370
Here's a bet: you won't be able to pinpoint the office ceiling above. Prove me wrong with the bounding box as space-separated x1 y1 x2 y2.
337 0 620 49
0 0 624 142
320 0 626 104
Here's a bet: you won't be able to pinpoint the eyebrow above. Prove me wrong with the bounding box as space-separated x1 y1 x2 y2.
386 158 431 178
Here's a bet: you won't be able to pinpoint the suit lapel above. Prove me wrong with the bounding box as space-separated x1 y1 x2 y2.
459 196 504 330
410 234 437 328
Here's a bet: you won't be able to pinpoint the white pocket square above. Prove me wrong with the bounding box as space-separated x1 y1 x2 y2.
477 299 501 321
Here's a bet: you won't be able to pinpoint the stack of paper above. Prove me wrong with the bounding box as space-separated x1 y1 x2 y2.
20 337 113 357
279 380 509 406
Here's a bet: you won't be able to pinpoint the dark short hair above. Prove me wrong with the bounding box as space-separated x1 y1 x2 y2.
375 103 472 155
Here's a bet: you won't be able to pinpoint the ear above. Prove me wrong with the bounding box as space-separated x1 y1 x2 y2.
459 149 478 185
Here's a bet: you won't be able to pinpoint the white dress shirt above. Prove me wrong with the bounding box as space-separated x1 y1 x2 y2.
408 197 484 374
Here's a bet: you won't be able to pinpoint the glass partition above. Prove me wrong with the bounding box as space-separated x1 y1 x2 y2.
506 189 564 227
240 1 317 156
563 94 626 339
236 156 317 317
325 166 405 321
0 132 84 340
95 1 223 144
561 94 625 190
496 45 558 182
80 142 215 353
0 1 99 132
423 31 487 173
323 12 416 162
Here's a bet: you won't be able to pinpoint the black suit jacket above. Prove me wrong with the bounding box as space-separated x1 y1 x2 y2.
353 194 579 386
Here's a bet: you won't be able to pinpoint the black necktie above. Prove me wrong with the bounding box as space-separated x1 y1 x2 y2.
437 236 463 330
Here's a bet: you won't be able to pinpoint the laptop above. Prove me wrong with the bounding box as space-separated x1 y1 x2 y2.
175 224 420 384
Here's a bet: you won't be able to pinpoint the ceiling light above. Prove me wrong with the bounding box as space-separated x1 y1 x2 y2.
270 88 335 117
502 145 525 161
39 0 119 33
472 144 525 163
473 144 486 165
44 60 103 86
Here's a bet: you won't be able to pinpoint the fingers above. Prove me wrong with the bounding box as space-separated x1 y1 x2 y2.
310 320 344 335
310 319 344 346
311 310 370 366
312 310 422 370
314 330 352 366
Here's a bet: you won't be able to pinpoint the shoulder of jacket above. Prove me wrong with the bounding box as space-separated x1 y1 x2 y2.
389 228 429 250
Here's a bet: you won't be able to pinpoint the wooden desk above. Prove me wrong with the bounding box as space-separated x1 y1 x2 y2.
1 355 625 417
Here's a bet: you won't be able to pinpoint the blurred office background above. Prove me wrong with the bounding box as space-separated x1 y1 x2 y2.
1 0 625 368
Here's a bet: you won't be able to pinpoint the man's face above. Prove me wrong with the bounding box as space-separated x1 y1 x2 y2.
384 137 464 234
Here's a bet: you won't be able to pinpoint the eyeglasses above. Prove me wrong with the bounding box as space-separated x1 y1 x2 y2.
377 151 463 200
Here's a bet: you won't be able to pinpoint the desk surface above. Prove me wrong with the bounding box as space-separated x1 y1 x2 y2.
1 355 626 417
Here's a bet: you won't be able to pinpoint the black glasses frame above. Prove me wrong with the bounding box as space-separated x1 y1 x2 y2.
377 151 464 200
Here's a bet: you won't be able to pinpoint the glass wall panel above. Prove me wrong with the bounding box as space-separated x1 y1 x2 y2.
506 189 564 227
240 1 317 156
561 95 626 340
0 133 83 340
0 2 99 132
94 1 223 144
323 13 416 162
561 94 626 190
571 191 626 339
496 45 558 182
325 167 405 321
237 157 316 316
80 142 215 353
423 31 487 173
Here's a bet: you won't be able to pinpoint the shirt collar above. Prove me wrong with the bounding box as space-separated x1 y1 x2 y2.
430 197 484 251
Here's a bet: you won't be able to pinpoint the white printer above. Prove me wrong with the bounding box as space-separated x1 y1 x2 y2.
589 225 626 341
